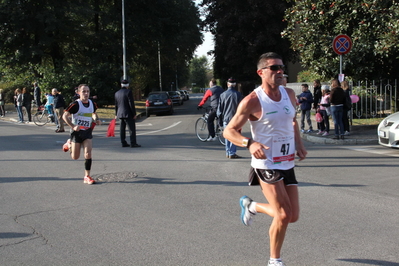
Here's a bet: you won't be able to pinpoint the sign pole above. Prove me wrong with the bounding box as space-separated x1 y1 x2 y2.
340 54 343 75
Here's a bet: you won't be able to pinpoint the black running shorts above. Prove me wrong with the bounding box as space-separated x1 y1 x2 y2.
70 129 93 144
249 167 298 186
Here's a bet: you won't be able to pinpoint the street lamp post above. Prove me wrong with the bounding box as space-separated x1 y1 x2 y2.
158 41 162 91
122 0 127 81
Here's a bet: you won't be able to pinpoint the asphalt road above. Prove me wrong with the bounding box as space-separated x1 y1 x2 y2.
1 94 399 266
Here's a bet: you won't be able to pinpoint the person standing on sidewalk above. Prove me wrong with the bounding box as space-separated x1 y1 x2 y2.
224 52 307 266
14 88 24 123
198 78 224 141
62 84 101 185
22 87 32 122
330 79 346 140
341 80 352 136
298 84 314 133
0 89 5 117
53 88 66 133
115 80 141 148
217 77 242 159
317 85 331 136
33 82 42 109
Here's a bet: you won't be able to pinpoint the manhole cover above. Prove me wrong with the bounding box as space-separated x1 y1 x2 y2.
94 171 138 183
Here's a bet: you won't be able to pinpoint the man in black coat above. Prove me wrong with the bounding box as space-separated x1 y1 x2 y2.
115 80 141 147
53 88 66 133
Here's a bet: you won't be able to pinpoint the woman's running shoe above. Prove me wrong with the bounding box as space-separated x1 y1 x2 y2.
83 175 95 185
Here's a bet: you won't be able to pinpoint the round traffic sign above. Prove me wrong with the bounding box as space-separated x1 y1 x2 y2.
332 34 352 55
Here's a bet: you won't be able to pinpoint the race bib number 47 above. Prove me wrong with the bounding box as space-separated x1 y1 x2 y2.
272 136 295 164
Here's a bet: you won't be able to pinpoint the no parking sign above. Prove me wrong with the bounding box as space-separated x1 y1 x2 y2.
332 34 352 55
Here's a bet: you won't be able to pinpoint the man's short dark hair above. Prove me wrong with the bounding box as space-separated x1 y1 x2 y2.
257 52 283 70
302 84 309 88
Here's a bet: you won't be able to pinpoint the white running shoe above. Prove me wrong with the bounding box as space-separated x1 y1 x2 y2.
206 136 217 141
316 130 325 135
268 260 286 266
239 196 255 226
322 132 329 136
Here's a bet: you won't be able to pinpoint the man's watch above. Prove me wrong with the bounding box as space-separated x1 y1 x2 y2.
242 138 251 148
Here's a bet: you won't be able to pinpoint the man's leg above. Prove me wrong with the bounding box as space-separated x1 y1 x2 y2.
300 110 305 130
255 181 299 259
120 119 127 144
207 110 216 137
125 118 137 145
56 107 65 130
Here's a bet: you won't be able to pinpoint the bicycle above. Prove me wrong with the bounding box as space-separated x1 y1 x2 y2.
195 106 225 145
33 105 56 126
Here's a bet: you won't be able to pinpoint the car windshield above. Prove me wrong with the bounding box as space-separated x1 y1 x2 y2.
168 91 177 96
149 94 167 100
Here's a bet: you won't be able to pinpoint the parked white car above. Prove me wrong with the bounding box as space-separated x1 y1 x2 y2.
378 111 399 148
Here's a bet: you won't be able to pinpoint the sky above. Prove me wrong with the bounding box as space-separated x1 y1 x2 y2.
193 0 214 59
195 31 214 58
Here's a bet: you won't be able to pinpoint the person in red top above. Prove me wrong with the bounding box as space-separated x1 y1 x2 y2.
62 84 101 185
198 78 224 141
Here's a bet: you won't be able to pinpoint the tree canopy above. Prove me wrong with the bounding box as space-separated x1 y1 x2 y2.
0 0 202 103
200 0 293 82
283 0 399 80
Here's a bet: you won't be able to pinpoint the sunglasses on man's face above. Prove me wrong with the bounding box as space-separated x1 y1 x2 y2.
262 65 285 71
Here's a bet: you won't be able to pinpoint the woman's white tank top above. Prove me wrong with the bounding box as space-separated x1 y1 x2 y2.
250 86 296 170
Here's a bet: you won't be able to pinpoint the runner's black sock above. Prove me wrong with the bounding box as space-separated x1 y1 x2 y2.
85 158 92 171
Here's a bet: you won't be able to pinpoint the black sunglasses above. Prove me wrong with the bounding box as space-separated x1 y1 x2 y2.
262 65 285 71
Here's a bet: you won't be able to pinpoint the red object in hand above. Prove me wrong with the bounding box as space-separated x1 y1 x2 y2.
106 119 116 137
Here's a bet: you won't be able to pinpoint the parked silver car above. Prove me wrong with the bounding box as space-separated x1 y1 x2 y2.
378 111 399 148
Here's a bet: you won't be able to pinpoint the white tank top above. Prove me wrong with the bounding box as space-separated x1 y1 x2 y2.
72 100 94 131
250 86 296 170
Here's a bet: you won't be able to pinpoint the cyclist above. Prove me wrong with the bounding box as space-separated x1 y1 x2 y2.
198 78 224 141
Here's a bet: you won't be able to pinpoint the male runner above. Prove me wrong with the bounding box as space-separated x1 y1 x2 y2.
62 84 101 185
223 52 307 266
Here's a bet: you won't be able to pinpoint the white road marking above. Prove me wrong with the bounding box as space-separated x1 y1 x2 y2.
137 123 153 127
345 146 399 157
137 121 182 135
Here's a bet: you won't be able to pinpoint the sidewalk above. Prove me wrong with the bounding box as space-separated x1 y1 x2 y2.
299 113 378 145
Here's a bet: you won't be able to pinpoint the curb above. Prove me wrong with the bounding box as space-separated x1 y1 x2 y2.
301 132 378 145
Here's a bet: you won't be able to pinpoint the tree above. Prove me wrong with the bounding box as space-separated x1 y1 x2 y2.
283 0 399 80
0 0 202 103
189 56 210 89
200 0 293 82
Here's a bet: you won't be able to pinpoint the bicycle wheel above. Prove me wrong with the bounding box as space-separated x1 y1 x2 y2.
33 111 49 126
216 124 226 145
195 117 209 141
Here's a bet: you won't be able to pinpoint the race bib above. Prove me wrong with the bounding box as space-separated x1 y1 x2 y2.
74 112 92 130
272 136 295 164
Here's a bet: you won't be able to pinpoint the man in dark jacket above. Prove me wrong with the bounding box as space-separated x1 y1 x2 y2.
298 84 314 133
33 82 41 109
115 80 141 147
217 77 242 158
52 88 66 133
198 78 224 141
